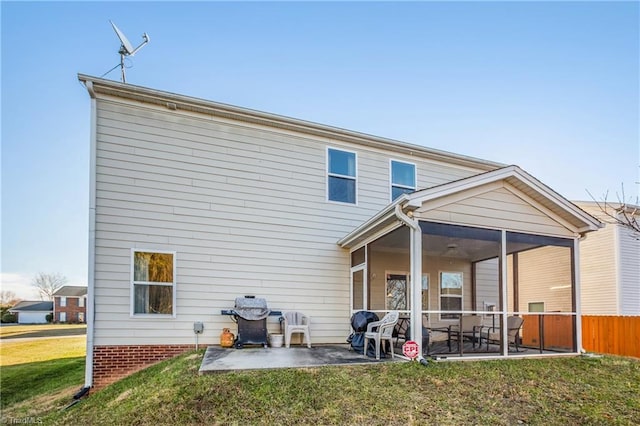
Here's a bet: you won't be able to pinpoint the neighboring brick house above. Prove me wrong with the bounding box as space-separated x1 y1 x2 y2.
53 286 88 323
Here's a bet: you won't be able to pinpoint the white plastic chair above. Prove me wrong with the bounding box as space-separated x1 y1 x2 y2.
283 311 311 348
363 311 399 360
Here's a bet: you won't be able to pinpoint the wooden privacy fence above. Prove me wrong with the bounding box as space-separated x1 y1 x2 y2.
582 315 640 358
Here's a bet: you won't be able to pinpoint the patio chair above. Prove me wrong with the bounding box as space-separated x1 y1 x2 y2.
283 311 311 348
482 315 524 351
424 327 453 355
363 311 399 360
449 315 483 352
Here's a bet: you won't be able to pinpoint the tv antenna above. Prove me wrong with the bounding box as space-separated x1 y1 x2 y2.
108 20 150 83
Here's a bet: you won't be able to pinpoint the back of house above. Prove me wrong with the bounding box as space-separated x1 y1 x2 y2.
79 75 601 388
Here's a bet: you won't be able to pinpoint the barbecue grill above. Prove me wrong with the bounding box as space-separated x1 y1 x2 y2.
222 296 274 348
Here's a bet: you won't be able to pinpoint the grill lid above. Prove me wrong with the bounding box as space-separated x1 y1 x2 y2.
233 296 270 320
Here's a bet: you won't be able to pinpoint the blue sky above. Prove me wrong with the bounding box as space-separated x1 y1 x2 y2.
2 1 638 299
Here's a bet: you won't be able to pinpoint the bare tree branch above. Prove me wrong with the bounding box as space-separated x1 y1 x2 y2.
31 272 68 301
0 290 20 307
587 183 640 240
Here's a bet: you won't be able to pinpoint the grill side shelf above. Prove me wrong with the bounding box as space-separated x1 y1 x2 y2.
220 310 283 317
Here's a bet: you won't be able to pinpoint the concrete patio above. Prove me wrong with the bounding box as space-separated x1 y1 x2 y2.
199 344 400 373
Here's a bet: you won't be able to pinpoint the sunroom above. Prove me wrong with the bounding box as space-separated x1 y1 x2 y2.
339 166 602 359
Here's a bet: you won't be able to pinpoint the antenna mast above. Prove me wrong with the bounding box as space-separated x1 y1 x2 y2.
109 21 150 83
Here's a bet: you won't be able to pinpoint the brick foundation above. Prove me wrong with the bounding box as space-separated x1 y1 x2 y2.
92 344 193 389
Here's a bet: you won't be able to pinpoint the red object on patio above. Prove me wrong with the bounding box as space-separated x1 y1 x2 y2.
403 340 419 359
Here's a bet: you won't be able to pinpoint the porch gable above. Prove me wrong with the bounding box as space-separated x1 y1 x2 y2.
414 182 576 238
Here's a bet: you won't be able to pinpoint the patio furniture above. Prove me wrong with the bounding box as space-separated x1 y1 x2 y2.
363 311 399 360
424 327 453 355
391 315 454 356
450 315 483 354
283 311 311 348
393 315 410 347
482 315 524 351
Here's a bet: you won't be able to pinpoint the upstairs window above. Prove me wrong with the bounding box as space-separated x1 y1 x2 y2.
60 297 67 307
131 249 176 316
327 148 357 204
390 160 416 201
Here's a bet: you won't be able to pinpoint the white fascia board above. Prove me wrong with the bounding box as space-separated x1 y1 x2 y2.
405 165 602 233
337 196 409 248
508 167 603 232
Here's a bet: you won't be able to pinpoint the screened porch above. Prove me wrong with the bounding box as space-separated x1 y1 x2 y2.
341 166 601 359
350 223 578 358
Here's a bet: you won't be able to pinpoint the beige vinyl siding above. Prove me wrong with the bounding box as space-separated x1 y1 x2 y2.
618 225 640 314
475 258 500 312
415 185 575 238
516 246 573 313
93 98 489 346
575 202 639 315
579 223 618 315
507 255 515 313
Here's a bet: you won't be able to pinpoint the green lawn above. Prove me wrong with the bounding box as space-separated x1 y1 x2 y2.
1 337 638 425
1 336 86 366
1 357 85 412
0 324 86 339
36 352 639 426
0 326 87 419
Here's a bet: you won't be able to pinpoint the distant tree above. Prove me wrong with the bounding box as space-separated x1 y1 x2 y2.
0 290 20 307
2 312 17 323
31 272 67 301
588 183 639 240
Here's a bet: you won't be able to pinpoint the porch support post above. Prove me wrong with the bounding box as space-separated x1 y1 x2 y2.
410 222 423 355
573 237 583 353
501 230 508 357
394 205 423 357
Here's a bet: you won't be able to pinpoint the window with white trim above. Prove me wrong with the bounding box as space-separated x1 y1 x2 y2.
440 271 463 320
386 273 409 311
131 250 176 316
390 160 416 201
59 312 66 322
327 148 357 204
60 296 66 307
79 297 85 308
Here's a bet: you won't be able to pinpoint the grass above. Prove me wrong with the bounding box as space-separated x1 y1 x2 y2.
0 324 87 420
0 324 86 339
31 352 639 425
1 357 85 412
1 336 86 366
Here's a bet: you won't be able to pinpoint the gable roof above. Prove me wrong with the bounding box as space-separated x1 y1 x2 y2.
53 286 88 297
78 74 504 173
9 301 54 312
339 165 603 248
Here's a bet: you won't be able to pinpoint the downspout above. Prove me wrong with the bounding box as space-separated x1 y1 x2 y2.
394 204 424 362
83 80 97 389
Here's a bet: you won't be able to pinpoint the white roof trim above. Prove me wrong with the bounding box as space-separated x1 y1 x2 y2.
78 74 504 172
